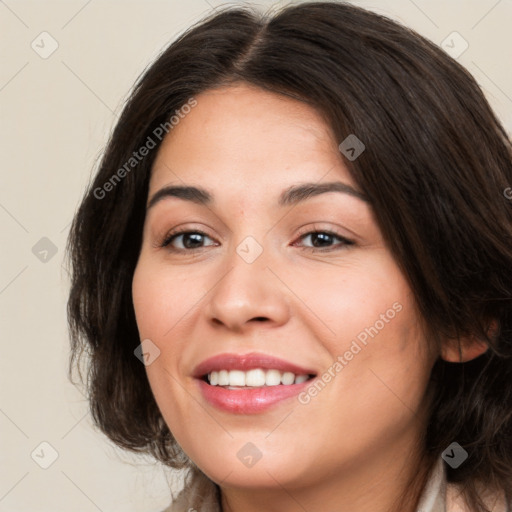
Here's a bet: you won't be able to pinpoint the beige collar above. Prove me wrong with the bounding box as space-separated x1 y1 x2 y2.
416 456 447 512
416 457 509 512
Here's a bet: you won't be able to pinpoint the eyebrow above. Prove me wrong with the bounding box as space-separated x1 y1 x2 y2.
146 181 369 210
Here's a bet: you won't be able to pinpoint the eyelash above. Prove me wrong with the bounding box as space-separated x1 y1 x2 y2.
159 226 354 253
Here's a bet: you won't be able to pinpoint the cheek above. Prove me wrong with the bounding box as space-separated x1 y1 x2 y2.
131 255 207 414
285 252 411 347
294 253 430 407
132 256 202 339
329 297 430 435
131 259 189 403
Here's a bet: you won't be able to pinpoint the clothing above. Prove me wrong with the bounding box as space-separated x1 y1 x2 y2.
163 457 509 512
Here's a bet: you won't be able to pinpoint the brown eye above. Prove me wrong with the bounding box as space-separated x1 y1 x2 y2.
161 229 216 251
294 230 354 252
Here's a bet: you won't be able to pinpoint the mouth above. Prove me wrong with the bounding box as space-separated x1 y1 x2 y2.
199 369 316 388
193 352 318 413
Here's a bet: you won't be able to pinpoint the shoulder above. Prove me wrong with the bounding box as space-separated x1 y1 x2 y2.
416 456 509 512
446 481 509 512
161 470 220 512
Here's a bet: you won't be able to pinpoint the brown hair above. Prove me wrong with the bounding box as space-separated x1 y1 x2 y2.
66 2 512 510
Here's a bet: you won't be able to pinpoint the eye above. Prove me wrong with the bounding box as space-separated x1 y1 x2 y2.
158 227 354 253
160 229 217 252
293 229 354 252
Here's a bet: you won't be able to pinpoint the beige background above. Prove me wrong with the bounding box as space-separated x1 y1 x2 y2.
1 0 511 510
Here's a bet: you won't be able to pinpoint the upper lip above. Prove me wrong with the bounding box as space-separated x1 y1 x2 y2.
193 352 317 378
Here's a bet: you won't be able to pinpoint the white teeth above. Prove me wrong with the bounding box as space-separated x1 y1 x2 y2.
294 374 309 384
228 370 245 386
245 369 266 387
207 368 311 387
281 371 295 385
218 370 229 386
265 369 281 386
209 371 219 386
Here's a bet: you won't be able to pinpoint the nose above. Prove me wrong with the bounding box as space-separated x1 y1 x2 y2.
203 242 291 333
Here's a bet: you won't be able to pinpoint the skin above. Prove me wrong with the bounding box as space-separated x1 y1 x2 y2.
131 82 486 512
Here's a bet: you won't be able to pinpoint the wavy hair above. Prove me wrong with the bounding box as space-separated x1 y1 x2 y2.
66 2 512 511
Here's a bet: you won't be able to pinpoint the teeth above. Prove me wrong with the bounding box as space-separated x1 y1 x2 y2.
207 368 311 387
281 371 295 385
245 369 266 387
209 371 219 385
294 374 309 384
228 370 245 386
265 369 281 386
218 370 229 386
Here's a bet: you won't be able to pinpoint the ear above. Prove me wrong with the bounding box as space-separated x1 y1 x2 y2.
440 338 488 362
440 320 497 363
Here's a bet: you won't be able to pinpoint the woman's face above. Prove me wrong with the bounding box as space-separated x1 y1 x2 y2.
132 83 438 493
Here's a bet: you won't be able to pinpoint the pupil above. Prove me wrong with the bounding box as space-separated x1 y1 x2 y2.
182 233 333 249
184 233 203 249
313 233 332 247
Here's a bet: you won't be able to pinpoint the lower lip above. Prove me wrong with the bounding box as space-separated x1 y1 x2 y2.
196 378 314 414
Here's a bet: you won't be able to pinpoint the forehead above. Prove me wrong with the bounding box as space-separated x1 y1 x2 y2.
149 83 356 202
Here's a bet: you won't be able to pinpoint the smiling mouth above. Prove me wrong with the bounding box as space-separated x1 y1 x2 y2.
201 369 317 388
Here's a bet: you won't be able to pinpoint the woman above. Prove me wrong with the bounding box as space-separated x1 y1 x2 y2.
66 2 512 511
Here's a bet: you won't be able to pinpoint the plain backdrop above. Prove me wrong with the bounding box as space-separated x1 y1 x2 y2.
1 0 511 510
